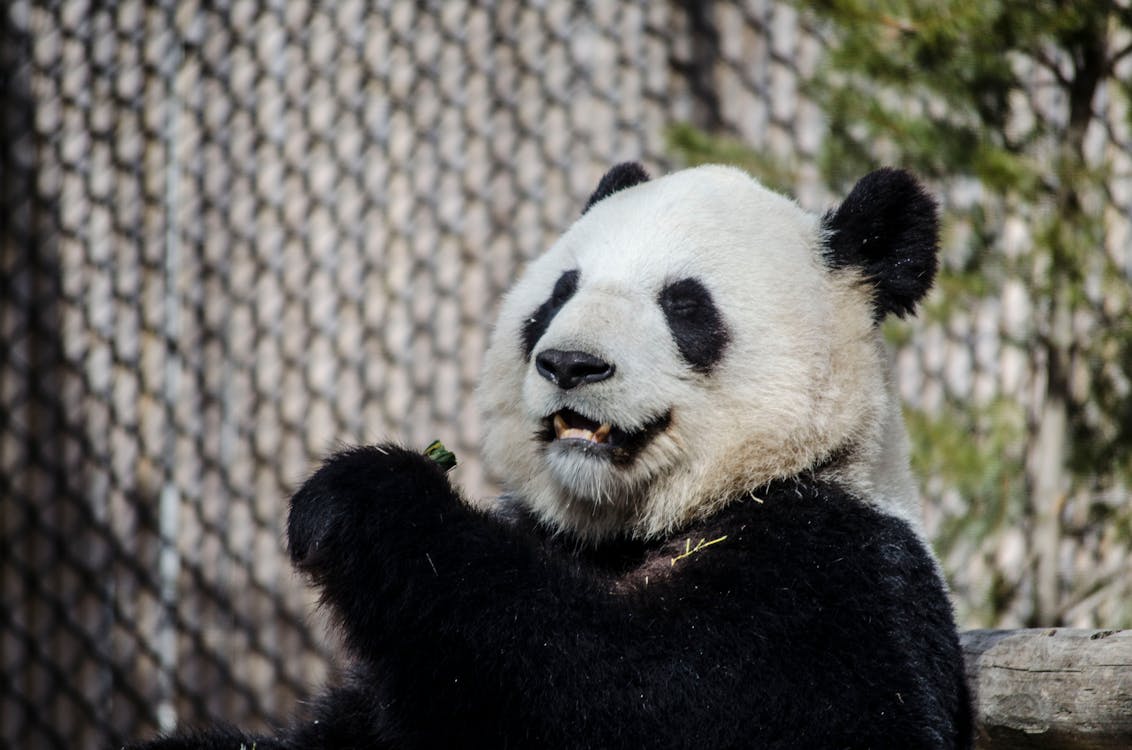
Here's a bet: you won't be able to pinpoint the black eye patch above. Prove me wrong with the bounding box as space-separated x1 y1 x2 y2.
521 270 579 360
659 277 729 373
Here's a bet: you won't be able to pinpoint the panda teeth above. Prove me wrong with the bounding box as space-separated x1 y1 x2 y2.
553 412 613 444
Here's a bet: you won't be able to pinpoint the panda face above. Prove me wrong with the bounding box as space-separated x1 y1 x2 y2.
478 165 936 542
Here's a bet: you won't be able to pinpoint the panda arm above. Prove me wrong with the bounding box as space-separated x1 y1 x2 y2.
285 444 564 658
287 444 648 661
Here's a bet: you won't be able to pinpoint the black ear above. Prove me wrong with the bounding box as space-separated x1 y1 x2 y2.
583 162 650 214
822 168 939 322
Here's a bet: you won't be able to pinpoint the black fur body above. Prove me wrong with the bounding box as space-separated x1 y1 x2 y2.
129 443 972 750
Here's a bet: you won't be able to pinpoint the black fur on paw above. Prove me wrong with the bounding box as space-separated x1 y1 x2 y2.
287 443 449 574
120 726 286 750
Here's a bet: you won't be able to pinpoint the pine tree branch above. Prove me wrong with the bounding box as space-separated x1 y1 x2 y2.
1031 46 1073 89
1107 39 1132 71
1094 115 1130 161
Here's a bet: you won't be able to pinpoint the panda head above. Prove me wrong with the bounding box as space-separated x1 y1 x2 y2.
478 163 938 542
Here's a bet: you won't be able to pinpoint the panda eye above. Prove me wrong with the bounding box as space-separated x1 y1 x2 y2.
658 277 729 374
550 270 579 304
521 269 580 360
664 294 702 318
660 279 707 318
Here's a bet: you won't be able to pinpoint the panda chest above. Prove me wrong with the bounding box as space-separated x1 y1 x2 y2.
575 529 739 595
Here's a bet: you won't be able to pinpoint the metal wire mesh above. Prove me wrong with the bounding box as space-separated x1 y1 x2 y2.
2 2 1129 749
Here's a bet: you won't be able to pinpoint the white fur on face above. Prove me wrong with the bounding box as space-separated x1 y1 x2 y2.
477 165 919 542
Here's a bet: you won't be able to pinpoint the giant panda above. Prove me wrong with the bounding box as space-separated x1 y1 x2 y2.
128 164 973 750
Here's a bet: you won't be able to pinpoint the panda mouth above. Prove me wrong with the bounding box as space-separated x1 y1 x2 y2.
553 409 615 445
540 408 672 461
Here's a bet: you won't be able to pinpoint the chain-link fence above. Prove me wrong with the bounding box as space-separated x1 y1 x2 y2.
2 2 1129 749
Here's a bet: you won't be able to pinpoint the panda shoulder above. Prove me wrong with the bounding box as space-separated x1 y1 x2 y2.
714 480 942 582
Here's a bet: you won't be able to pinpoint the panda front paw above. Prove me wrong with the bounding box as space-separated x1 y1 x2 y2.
287 443 454 577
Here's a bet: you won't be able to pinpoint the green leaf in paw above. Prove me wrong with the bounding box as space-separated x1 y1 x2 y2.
424 440 457 473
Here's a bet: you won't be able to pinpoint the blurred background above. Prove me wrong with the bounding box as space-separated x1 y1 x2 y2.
2 1 1130 747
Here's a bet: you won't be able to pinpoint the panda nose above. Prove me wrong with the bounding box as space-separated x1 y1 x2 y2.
535 349 615 390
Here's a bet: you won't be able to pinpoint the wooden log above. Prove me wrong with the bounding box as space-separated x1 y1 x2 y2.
961 628 1132 749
